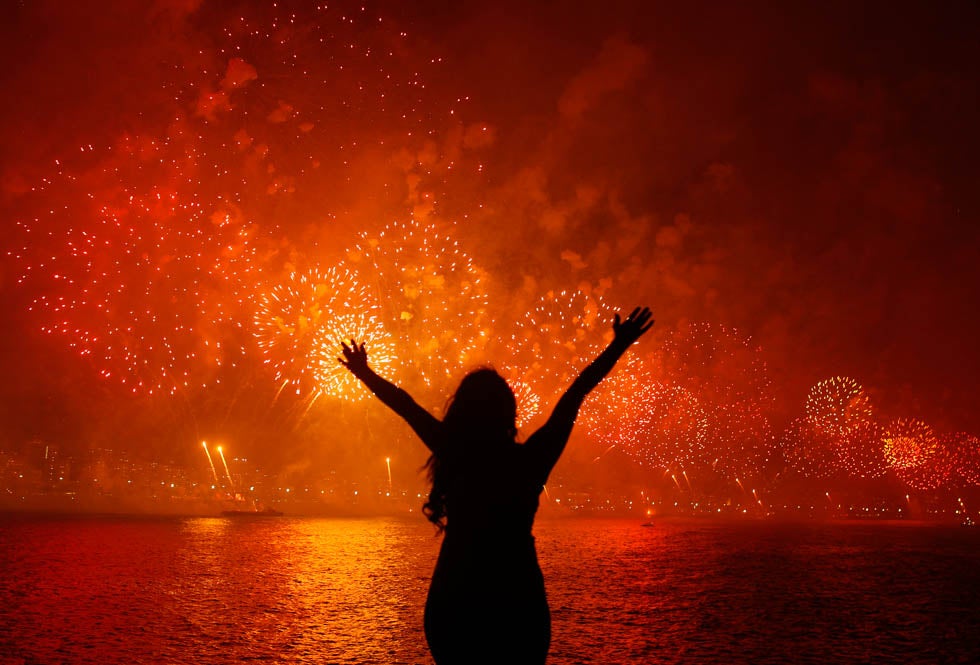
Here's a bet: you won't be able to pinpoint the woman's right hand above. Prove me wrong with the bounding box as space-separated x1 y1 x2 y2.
338 339 370 376
612 307 654 346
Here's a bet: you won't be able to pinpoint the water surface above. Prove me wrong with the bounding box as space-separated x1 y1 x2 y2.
1 515 978 664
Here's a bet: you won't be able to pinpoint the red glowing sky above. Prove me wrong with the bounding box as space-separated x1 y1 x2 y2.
0 0 977 475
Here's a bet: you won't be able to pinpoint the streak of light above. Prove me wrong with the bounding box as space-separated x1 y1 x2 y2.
217 445 234 490
202 441 219 484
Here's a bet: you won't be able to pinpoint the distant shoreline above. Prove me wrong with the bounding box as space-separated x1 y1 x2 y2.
0 507 969 528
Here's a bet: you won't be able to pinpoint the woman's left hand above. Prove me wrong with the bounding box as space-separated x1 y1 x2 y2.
339 339 369 375
612 307 654 346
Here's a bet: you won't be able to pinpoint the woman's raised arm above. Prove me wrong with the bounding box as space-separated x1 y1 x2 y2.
525 307 654 479
339 340 443 452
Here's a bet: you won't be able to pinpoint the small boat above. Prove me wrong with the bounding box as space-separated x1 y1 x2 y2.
220 507 284 517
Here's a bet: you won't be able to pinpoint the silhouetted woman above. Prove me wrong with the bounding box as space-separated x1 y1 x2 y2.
339 307 653 665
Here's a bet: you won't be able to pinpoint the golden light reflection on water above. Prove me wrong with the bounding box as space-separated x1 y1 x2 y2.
170 516 439 663
182 516 233 536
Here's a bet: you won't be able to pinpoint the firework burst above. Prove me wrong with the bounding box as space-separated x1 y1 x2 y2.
805 376 874 439
254 265 390 398
313 313 397 402
581 352 708 468
894 439 955 491
22 159 260 395
636 383 709 467
837 420 889 479
506 289 616 398
506 376 542 431
653 322 774 479
946 432 980 486
883 418 938 471
346 218 490 389
14 3 449 395
780 418 840 480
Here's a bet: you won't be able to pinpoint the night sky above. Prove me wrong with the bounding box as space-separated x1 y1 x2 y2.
1 0 977 488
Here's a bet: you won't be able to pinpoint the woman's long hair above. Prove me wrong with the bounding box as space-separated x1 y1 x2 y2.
422 368 518 531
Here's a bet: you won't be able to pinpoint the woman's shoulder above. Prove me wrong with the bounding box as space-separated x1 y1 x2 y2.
520 425 557 448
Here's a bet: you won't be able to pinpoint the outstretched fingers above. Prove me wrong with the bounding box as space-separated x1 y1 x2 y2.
636 308 654 333
613 306 655 343
338 339 368 369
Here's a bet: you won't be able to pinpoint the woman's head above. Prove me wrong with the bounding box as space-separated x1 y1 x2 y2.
443 368 517 441
423 368 517 531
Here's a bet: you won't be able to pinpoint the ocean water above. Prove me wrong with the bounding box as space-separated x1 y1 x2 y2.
1 514 978 664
